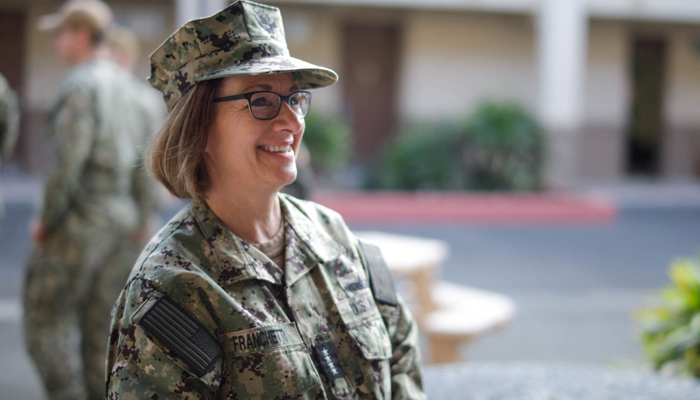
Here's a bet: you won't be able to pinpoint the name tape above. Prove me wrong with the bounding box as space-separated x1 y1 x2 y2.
223 322 302 355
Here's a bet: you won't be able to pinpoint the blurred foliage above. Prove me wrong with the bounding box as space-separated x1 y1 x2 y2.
302 111 352 178
638 256 700 378
366 101 546 191
365 122 464 190
460 102 546 190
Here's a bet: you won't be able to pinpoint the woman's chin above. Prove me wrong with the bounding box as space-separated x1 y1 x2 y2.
268 169 298 190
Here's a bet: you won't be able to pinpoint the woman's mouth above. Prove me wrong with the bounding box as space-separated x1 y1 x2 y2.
259 145 292 153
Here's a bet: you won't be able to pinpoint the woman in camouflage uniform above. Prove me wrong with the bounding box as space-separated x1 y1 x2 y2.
106 2 426 399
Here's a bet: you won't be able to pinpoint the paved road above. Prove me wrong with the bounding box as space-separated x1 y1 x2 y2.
349 206 700 364
2 199 700 399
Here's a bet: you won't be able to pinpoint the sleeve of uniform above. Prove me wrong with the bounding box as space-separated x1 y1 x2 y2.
353 236 425 399
0 75 20 164
39 86 96 231
382 295 426 400
346 229 426 398
349 236 426 399
106 277 224 400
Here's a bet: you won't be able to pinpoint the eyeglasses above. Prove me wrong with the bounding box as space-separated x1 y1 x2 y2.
212 90 312 120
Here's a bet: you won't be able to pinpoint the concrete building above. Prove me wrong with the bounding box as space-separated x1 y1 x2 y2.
2 0 700 187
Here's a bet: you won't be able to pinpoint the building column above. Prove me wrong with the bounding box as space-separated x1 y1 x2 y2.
175 0 227 27
537 0 589 188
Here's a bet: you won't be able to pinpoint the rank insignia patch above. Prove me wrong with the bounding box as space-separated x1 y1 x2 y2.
313 340 346 381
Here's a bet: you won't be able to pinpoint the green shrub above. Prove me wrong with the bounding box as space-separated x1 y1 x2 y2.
459 102 546 191
638 256 700 378
366 122 463 190
365 101 546 191
302 111 352 177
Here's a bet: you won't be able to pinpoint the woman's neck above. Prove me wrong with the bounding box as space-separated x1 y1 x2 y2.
204 184 282 244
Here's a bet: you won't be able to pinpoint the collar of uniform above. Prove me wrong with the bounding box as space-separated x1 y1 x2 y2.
190 198 279 286
279 195 345 287
189 196 344 287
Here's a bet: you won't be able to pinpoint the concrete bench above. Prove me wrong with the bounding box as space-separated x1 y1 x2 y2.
423 281 516 364
354 231 516 364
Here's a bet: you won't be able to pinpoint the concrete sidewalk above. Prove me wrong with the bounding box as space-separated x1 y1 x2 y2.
1 165 42 205
580 178 700 208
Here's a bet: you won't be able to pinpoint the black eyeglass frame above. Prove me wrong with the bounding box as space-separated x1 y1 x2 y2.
212 90 312 120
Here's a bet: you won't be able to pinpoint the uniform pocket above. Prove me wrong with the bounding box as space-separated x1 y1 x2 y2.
346 315 392 360
221 323 322 398
336 288 392 360
336 288 380 326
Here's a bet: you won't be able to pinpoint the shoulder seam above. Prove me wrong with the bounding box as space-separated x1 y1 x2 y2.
132 213 191 279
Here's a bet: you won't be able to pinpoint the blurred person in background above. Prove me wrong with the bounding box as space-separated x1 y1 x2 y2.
106 1 426 399
24 0 165 399
104 24 140 73
105 23 170 252
0 72 20 225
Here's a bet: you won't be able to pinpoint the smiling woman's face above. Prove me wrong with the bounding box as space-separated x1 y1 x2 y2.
204 73 305 195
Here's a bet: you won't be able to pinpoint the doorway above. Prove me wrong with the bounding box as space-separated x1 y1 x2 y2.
0 11 27 169
627 36 667 175
342 23 401 162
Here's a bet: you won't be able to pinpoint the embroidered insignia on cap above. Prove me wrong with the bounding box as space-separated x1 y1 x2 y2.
138 295 222 377
313 340 346 381
359 242 398 306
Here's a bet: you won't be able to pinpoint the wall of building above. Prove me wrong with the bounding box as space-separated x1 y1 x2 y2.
12 0 700 182
578 20 629 182
663 23 700 177
278 5 540 124
399 10 537 122
282 5 700 183
577 19 700 181
21 3 64 171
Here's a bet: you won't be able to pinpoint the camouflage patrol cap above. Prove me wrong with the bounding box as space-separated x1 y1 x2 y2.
149 0 338 110
37 0 112 34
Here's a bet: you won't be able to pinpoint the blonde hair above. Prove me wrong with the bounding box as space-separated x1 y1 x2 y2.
146 79 222 200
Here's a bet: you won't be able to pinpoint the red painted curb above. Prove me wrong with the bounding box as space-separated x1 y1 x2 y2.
309 191 617 225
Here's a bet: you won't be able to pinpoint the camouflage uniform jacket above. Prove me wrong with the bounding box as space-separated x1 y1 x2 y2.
106 194 426 399
40 58 147 236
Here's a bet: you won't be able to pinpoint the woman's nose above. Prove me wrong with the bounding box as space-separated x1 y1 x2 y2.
274 101 304 132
